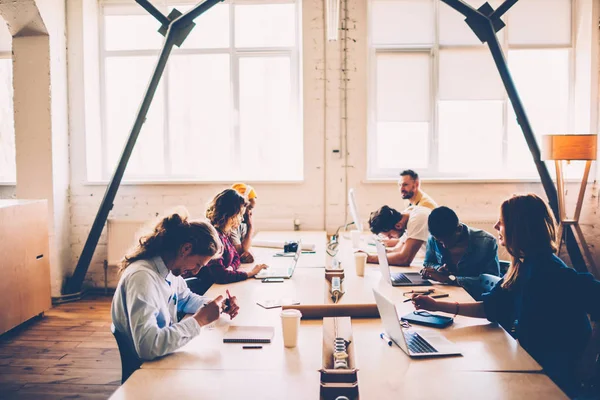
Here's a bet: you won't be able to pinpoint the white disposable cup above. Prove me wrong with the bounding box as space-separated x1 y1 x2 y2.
281 309 302 348
354 252 367 277
350 230 361 248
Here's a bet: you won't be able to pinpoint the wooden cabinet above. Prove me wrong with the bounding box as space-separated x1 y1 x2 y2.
0 200 51 334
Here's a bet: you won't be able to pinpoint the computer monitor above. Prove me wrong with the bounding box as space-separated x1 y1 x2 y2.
348 188 363 232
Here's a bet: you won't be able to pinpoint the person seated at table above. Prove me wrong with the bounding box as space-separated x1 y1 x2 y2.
111 211 240 361
399 169 438 210
411 194 600 397
366 205 431 266
231 183 258 264
194 189 268 288
421 206 500 300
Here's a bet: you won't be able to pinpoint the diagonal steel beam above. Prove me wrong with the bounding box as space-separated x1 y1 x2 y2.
439 0 587 272
66 0 224 294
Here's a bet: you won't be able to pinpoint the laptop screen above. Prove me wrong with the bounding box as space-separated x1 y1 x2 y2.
375 241 392 284
372 288 410 354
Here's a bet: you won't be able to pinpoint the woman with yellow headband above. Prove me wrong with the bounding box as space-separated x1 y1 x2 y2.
231 183 258 263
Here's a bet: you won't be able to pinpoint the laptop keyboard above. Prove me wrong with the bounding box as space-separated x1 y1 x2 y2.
405 331 438 354
391 273 411 284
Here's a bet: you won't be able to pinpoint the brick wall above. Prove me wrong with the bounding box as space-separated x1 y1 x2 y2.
66 0 600 291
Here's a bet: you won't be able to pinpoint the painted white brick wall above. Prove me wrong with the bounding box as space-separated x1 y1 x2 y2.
65 0 600 291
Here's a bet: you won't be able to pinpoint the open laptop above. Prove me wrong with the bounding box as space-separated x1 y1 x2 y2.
254 240 302 279
348 188 363 232
373 289 461 357
376 241 431 286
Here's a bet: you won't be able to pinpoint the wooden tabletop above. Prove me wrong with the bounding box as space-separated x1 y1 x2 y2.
111 368 566 400
112 231 563 398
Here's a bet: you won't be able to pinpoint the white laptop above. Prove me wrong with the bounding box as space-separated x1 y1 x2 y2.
254 241 302 279
376 241 431 287
373 289 461 357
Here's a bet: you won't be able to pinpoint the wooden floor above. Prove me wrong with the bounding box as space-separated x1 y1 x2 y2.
0 295 120 399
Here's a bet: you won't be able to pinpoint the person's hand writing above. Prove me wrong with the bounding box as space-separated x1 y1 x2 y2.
411 294 438 311
221 294 240 319
248 264 268 277
420 266 450 283
194 296 224 327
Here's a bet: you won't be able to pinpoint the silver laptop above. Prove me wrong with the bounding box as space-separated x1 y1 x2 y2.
376 241 431 287
373 289 461 357
254 240 302 279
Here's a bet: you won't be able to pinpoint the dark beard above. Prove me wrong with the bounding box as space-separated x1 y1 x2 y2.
402 191 414 199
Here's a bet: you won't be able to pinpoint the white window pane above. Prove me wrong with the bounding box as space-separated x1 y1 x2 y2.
235 4 295 48
508 0 571 45
438 101 503 174
171 4 229 49
376 122 429 169
439 0 504 45
376 52 430 122
507 49 569 175
370 0 434 45
168 54 232 179
0 21 11 53
239 56 301 180
104 56 165 177
439 50 504 100
0 59 15 182
104 15 163 51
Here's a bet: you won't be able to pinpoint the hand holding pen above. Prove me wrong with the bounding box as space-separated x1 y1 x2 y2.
221 289 240 319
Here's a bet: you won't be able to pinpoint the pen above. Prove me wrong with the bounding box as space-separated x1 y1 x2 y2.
403 293 450 303
242 345 263 349
302 251 316 254
223 289 232 312
379 332 393 346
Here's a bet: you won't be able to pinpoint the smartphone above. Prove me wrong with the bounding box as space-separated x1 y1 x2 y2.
262 278 284 283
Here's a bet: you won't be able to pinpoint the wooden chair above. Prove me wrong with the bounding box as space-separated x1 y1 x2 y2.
111 323 142 384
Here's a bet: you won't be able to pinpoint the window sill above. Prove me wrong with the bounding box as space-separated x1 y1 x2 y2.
363 177 594 184
82 178 305 186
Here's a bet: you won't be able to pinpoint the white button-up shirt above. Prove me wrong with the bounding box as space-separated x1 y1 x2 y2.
111 256 209 360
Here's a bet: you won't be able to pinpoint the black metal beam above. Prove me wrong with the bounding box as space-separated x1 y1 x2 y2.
439 0 587 272
135 0 170 27
65 0 224 294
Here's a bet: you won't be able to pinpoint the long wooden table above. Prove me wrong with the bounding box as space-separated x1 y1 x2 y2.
111 231 566 399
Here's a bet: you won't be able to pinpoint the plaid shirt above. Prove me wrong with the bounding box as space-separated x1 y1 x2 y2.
196 230 247 284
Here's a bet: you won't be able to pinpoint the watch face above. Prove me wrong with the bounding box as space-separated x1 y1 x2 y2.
448 275 456 282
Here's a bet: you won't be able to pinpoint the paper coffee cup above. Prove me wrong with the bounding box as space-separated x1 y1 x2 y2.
350 230 361 248
354 252 367 277
281 309 302 348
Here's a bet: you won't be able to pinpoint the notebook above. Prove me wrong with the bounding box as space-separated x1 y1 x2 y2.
223 326 274 343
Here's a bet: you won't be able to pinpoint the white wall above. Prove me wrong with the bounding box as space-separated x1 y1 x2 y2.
65 0 600 290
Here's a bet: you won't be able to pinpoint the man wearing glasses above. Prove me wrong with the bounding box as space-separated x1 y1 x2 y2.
366 205 431 266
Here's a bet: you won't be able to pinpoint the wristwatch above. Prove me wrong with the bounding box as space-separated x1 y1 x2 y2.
448 274 457 283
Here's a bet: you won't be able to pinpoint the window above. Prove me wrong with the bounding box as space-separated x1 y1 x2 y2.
368 0 593 180
97 1 302 182
0 21 14 184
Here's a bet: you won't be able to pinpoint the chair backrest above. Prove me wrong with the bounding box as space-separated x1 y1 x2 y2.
479 273 502 295
111 323 142 384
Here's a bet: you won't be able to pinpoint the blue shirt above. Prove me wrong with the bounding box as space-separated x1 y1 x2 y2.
424 225 500 299
483 253 600 395
111 256 209 360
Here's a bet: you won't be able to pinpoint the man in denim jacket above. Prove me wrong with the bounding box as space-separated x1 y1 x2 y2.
421 206 500 300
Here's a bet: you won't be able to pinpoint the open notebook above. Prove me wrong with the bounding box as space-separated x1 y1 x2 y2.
223 326 275 343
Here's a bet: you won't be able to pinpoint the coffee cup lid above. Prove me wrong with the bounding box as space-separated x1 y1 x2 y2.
281 309 302 318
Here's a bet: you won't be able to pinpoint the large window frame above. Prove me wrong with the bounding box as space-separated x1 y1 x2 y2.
97 0 303 183
367 0 591 181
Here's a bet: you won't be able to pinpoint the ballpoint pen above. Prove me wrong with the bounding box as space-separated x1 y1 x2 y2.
403 293 449 303
379 332 393 346
223 289 233 312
